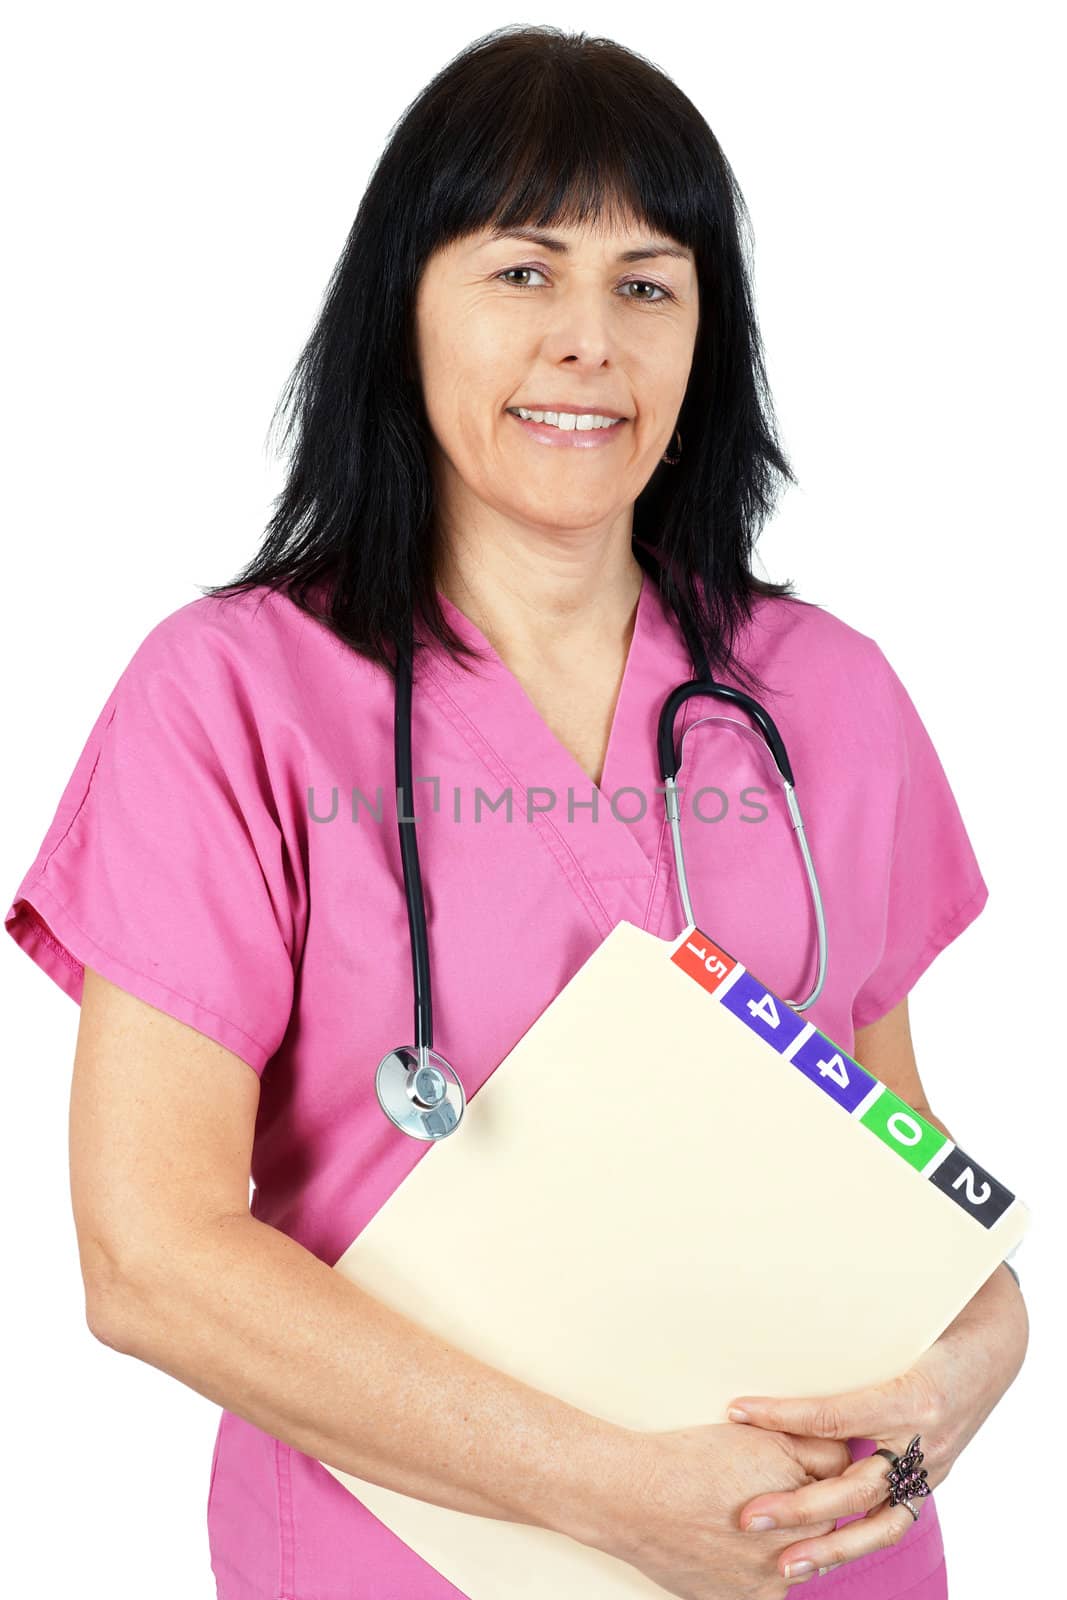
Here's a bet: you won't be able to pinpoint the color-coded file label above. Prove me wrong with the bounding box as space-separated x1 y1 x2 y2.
671 933 737 995
671 925 1018 1232
860 1089 947 1172
929 1145 1015 1228
719 971 807 1054
791 1031 875 1114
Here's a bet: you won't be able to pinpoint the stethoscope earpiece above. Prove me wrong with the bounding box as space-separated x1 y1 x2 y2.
376 1045 466 1140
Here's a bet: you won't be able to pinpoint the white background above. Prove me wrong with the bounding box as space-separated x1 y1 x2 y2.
2 3 1063 1594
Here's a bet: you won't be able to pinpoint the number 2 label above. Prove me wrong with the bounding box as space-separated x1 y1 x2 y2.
930 1145 1014 1227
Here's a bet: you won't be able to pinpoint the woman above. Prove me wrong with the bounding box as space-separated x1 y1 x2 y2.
5 24 1026 1600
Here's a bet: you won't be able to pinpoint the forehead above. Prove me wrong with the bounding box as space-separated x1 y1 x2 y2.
450 214 694 264
476 221 693 261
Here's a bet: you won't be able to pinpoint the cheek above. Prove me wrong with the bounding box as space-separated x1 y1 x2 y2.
420 309 514 453
421 384 510 504
633 315 697 397
429 297 514 384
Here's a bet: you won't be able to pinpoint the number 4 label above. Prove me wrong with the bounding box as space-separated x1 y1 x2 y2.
791 1030 875 1113
816 1051 849 1089
721 972 806 1053
747 991 779 1029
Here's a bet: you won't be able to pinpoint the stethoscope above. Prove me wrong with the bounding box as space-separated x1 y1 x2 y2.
375 545 829 1141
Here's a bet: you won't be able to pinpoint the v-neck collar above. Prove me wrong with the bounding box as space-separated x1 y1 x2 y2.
415 555 703 934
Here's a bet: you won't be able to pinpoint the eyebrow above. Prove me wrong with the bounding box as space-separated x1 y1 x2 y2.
481 226 693 264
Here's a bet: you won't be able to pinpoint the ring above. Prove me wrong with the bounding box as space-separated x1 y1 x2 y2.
874 1433 930 1521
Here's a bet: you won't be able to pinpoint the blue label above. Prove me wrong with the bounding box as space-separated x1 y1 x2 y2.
719 972 807 1053
790 1030 876 1112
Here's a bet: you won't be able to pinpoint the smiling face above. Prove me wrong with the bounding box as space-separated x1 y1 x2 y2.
412 212 700 541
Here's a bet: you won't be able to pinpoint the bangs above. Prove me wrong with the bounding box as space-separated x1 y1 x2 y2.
413 35 715 257
211 25 794 697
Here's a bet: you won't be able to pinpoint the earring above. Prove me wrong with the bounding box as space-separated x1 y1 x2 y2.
662 428 682 465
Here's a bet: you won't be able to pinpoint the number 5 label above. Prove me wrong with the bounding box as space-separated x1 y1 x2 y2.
671 930 738 995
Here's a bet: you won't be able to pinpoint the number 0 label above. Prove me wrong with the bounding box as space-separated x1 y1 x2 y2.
860 1088 947 1172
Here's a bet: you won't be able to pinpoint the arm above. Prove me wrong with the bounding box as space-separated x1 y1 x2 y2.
73 968 633 1550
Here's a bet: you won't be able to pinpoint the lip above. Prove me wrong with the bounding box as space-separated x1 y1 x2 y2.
506 410 628 449
509 404 629 420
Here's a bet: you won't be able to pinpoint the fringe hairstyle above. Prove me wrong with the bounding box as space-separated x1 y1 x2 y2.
200 24 799 696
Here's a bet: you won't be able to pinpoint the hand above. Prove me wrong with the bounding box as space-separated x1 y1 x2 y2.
598 1420 853 1600
724 1265 1029 1584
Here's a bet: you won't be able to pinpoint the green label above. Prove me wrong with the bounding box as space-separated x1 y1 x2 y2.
860 1088 948 1172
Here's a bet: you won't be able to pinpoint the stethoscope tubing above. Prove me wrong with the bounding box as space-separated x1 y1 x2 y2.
658 677 828 1012
382 566 830 1137
394 631 434 1073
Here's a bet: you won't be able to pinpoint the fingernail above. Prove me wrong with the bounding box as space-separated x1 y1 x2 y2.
746 1515 777 1531
728 1407 750 1422
785 1560 815 1578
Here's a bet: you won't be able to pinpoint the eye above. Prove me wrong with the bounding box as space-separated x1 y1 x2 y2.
497 267 550 288
620 279 673 304
495 267 674 303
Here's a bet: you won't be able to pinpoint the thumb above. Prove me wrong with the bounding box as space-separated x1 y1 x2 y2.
785 1432 854 1480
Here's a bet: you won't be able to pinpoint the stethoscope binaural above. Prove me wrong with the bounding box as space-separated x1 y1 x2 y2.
375 550 829 1141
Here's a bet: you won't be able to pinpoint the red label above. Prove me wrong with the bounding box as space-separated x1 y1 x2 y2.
671 928 738 994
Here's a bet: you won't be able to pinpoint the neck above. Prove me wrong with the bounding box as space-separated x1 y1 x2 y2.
434 531 646 668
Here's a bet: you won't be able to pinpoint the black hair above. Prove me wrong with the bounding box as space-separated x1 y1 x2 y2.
199 24 799 697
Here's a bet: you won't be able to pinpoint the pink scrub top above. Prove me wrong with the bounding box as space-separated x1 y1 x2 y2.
5 553 987 1599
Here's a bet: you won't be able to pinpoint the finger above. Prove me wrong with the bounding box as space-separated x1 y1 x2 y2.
776 1498 921 1581
740 1453 889 1533
780 1432 853 1483
727 1380 913 1441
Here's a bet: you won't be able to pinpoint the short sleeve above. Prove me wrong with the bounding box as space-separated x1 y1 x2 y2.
4 611 298 1076
850 645 989 1030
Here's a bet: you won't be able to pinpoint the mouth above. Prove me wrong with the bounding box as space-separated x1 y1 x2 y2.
505 408 629 450
505 405 629 432
504 407 631 453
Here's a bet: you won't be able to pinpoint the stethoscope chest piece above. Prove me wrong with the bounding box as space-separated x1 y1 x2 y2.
375 1045 466 1140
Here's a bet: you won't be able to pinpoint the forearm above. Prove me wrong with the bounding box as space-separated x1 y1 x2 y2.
90 1213 633 1548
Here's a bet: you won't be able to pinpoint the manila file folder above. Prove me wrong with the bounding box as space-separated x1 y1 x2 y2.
319 921 1030 1598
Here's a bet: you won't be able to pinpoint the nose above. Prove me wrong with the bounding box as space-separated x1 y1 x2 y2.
541 284 621 370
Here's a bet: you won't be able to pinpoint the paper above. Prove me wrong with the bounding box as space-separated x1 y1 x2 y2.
320 921 1030 1598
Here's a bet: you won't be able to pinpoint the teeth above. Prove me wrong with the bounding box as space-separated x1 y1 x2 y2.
512 408 622 430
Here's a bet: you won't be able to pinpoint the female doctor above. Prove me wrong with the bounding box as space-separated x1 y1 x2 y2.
5 23 1027 1600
